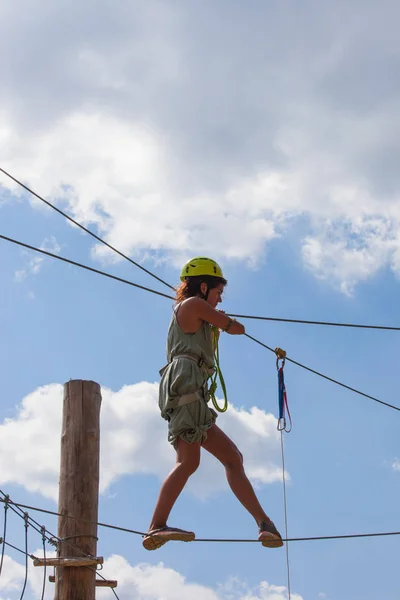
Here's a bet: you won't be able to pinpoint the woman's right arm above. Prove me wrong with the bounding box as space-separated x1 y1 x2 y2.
194 298 245 335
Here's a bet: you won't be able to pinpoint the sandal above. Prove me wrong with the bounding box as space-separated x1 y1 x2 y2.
258 520 284 548
142 526 195 551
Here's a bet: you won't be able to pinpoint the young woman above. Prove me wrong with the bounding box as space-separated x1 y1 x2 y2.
142 257 283 550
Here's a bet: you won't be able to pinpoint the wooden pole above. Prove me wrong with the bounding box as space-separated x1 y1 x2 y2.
55 380 102 600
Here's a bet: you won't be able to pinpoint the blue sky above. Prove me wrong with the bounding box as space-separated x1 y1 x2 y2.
1 1 400 599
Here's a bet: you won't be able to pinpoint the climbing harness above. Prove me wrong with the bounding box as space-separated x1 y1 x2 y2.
275 347 292 432
162 326 229 414
159 354 214 409
208 326 229 413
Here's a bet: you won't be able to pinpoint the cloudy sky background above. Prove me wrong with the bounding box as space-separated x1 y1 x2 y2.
1 1 400 598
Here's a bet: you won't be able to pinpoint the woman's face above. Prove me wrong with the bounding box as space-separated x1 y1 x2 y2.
204 283 224 308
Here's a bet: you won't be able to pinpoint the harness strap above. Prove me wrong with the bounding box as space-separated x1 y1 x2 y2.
167 389 206 409
159 353 214 410
159 353 215 377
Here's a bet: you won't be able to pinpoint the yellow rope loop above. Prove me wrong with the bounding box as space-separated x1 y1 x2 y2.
209 327 228 413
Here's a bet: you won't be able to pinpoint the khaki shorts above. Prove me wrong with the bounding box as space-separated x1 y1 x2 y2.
167 397 218 449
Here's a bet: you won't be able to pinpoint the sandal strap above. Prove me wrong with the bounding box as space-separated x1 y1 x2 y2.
145 526 193 537
259 520 282 538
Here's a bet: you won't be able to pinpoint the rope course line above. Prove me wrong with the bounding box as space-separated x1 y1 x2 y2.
40 527 47 600
280 432 291 600
2 168 399 598
0 495 9 577
0 492 121 599
0 493 97 562
244 332 400 413
1 233 399 414
0 540 45 600
19 514 29 600
1 497 400 545
1 539 36 560
0 234 174 301
0 497 48 599
229 313 400 331
2 170 400 333
0 166 175 291
1 493 54 552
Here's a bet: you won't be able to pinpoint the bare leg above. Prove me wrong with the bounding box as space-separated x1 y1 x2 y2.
148 437 201 531
202 425 270 525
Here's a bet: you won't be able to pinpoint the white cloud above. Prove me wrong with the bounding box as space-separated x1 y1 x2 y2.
25 548 56 600
96 555 303 600
0 555 26 593
0 382 283 503
2 1 400 291
392 459 400 472
4 552 302 600
13 236 61 282
301 215 395 295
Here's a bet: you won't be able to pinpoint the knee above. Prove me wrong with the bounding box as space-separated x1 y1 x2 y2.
224 448 244 472
178 454 200 476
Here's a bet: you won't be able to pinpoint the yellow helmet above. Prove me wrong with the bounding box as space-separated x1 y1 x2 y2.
180 257 224 281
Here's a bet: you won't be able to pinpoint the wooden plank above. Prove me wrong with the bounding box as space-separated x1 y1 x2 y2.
49 575 117 588
34 556 103 568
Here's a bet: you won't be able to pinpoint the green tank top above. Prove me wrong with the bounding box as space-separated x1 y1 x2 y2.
166 303 214 369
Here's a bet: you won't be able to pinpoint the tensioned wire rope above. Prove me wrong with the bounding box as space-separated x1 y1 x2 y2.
0 233 396 595
0 167 175 292
0 492 121 600
2 533 125 599
2 167 400 332
0 500 40 600
1 496 400 545
1 232 399 414
1 171 398 597
280 432 291 600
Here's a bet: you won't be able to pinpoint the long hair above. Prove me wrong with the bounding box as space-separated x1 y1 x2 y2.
175 275 227 303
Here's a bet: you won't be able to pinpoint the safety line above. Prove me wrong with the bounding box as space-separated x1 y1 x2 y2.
280 432 291 600
230 313 400 332
1 539 35 559
3 495 54 549
1 493 117 573
0 496 145 536
0 497 8 577
0 234 174 301
1 498 399 544
0 490 119 600
244 333 400 413
40 527 47 600
0 167 175 291
2 539 117 600
0 493 121 599
3 167 400 335
1 540 48 600
0 492 97 563
20 514 29 600
1 233 399 413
